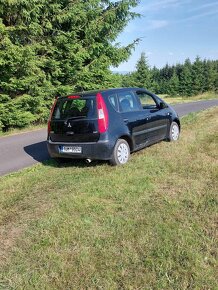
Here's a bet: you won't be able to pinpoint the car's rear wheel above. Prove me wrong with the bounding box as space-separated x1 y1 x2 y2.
168 121 180 141
110 139 130 166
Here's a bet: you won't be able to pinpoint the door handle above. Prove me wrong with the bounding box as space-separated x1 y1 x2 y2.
123 118 129 123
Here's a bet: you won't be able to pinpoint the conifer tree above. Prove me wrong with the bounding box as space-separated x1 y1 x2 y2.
214 60 218 92
122 72 137 87
202 60 216 92
167 71 179 96
179 58 193 96
191 56 204 95
0 0 140 130
134 52 151 89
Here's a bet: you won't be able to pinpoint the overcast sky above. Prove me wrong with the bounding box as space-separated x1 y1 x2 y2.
113 0 218 71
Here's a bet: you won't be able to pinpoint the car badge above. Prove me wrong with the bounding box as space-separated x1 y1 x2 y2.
68 123 72 128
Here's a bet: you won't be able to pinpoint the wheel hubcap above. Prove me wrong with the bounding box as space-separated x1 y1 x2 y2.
172 124 179 140
117 143 129 164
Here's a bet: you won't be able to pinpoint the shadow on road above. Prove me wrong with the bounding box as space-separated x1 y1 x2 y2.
24 141 50 162
24 141 103 168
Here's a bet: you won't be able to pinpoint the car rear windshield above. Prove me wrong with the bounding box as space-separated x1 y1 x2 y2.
52 97 96 120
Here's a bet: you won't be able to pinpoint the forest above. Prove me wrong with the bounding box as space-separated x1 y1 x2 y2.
122 54 218 96
0 0 217 132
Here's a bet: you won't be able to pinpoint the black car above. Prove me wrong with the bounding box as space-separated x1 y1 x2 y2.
47 88 180 165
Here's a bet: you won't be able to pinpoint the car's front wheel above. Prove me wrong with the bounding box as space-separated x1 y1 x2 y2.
110 139 130 166
168 121 180 141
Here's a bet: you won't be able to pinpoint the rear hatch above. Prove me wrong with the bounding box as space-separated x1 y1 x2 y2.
49 95 100 142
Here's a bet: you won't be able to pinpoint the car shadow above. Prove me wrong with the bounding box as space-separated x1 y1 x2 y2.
24 141 103 168
24 141 50 162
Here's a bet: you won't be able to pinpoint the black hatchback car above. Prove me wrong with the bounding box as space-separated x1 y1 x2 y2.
47 88 180 165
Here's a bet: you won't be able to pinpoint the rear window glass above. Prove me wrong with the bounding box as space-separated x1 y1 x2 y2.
52 97 96 120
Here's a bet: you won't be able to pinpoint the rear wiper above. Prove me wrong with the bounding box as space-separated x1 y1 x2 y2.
65 116 86 122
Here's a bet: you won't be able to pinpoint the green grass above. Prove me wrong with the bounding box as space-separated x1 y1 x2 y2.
160 91 218 104
0 123 46 137
0 108 218 289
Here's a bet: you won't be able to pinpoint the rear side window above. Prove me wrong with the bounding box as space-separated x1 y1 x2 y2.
117 91 140 112
52 97 96 120
108 94 119 111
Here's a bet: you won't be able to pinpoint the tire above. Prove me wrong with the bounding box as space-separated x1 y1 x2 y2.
110 139 130 166
168 121 180 141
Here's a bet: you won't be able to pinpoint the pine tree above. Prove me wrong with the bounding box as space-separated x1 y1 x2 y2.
150 66 161 93
134 52 151 89
122 72 137 87
0 0 140 131
179 58 193 96
167 71 179 96
191 56 204 95
202 60 216 92
214 60 218 92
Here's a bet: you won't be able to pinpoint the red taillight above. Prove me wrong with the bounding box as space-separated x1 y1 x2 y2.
48 98 58 135
96 93 108 133
68 95 80 99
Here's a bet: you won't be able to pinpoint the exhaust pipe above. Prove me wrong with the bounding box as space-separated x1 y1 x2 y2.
85 159 92 164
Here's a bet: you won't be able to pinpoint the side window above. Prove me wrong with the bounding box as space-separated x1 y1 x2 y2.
109 94 119 111
136 92 158 109
117 91 140 112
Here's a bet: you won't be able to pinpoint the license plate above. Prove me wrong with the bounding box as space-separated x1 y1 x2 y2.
60 146 82 154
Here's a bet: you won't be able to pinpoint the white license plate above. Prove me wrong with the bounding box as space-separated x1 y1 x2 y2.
60 146 82 153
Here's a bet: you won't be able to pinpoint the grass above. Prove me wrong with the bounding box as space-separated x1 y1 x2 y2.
0 123 46 137
0 107 217 289
160 91 218 104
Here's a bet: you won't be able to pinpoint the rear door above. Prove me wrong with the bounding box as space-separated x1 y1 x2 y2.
116 90 146 147
134 90 169 143
49 95 100 143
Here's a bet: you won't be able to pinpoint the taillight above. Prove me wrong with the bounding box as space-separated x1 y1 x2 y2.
48 98 58 135
96 93 108 133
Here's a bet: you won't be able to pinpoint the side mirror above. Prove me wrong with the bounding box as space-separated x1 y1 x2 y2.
159 102 167 110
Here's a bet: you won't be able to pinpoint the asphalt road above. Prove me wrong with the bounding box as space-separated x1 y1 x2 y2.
0 99 218 176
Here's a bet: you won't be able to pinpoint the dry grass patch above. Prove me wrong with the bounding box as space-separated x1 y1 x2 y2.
161 91 218 104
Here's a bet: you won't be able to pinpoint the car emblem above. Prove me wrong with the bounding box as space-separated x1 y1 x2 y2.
68 123 72 128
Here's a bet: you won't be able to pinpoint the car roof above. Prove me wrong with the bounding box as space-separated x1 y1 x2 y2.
58 87 145 99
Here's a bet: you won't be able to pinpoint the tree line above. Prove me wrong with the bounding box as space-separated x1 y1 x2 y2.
122 53 218 96
0 0 217 132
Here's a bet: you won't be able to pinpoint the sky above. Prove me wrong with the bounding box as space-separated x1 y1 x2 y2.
113 0 218 72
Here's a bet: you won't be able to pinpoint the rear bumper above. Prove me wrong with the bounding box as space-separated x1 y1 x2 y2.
47 138 114 160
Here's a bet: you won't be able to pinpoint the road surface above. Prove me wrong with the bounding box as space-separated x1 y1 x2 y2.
0 99 218 176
